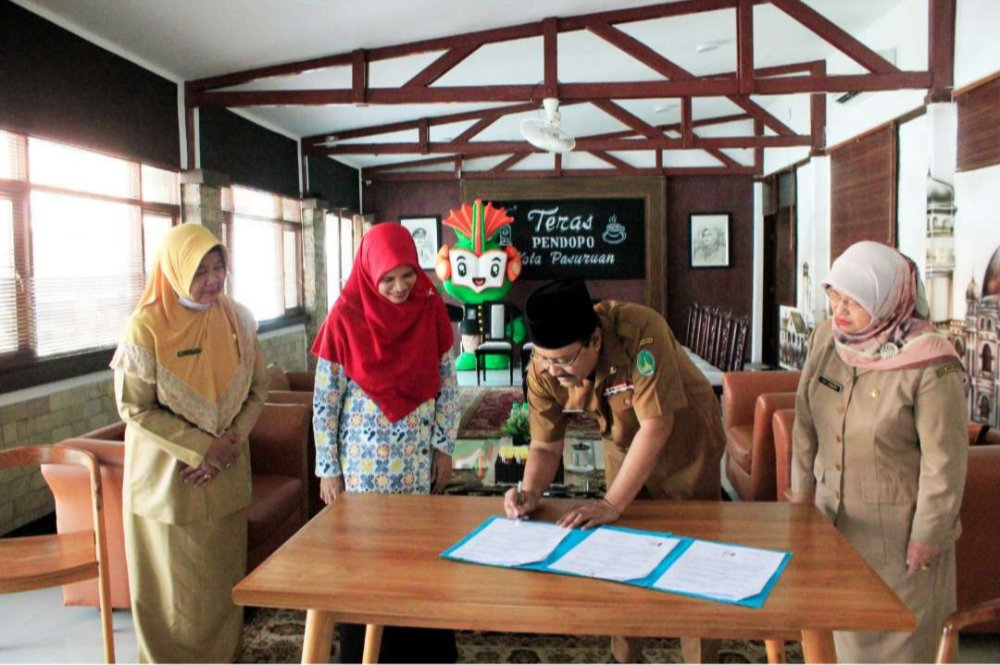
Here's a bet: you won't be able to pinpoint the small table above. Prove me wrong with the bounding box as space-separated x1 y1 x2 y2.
233 495 914 664
684 347 724 396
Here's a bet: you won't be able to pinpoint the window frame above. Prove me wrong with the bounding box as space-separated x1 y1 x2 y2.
220 183 305 327
0 127 181 392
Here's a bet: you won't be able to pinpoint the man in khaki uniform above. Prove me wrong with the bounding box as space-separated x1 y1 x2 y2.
504 279 726 663
790 320 967 663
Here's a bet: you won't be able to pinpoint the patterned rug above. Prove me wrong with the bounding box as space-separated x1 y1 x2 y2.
238 608 804 664
459 387 600 440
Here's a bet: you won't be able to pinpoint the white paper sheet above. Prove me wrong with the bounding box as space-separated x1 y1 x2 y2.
448 519 571 567
547 528 679 581
652 540 785 601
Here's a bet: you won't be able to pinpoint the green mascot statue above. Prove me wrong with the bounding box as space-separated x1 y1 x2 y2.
436 199 525 372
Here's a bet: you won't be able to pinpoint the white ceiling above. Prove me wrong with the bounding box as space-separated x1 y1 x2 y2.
18 0 909 171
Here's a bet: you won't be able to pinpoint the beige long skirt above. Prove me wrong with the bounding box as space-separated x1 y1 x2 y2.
124 509 248 664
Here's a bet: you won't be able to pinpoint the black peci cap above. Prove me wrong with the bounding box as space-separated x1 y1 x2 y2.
524 278 600 349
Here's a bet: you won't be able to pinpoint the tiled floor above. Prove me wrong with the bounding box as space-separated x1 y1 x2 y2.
1 586 997 663
0 586 138 663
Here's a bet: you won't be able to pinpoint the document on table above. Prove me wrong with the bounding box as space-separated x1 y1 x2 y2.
548 528 680 581
447 518 571 567
653 540 786 601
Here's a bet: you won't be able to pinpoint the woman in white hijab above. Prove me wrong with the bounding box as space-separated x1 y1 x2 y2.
789 241 967 663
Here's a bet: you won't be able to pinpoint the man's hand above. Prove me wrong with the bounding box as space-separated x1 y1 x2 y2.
431 449 452 494
556 499 621 530
320 476 344 505
503 486 540 520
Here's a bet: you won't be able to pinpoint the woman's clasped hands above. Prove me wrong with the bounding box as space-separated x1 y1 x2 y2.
181 431 242 487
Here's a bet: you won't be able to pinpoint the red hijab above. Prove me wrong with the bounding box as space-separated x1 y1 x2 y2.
312 223 454 422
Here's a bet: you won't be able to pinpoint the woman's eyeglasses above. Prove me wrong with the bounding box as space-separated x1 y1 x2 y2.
826 288 864 313
532 344 586 370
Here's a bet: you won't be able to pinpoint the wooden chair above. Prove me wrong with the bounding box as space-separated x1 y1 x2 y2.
685 303 700 347
728 316 749 371
935 597 1000 663
0 445 115 663
474 303 516 386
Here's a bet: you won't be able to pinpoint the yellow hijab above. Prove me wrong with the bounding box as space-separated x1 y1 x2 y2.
128 224 242 405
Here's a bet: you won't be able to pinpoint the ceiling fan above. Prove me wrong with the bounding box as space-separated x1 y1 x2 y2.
520 97 576 154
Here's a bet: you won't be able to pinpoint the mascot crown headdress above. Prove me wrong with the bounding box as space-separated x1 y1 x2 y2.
444 199 513 255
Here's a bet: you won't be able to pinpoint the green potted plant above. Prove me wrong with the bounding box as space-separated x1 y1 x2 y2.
501 402 531 447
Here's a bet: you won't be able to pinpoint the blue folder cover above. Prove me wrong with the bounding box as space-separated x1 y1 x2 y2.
441 516 792 609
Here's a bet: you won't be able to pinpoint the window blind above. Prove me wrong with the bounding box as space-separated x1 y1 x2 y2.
0 129 179 371
957 75 1000 173
830 124 897 261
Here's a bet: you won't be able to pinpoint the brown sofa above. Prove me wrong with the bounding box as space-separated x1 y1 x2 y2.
41 402 310 609
722 371 801 501
266 364 323 516
774 414 1000 633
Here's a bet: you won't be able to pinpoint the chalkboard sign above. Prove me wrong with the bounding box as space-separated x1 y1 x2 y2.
493 198 646 280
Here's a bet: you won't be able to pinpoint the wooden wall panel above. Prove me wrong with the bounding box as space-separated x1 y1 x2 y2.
830 124 897 261
957 74 1000 173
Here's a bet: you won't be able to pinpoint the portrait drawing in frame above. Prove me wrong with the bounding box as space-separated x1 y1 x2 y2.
690 213 731 269
400 216 441 270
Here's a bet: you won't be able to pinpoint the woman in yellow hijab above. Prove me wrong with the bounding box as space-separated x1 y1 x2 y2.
111 224 269 663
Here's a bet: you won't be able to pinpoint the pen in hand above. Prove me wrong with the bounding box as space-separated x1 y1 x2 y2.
516 481 524 522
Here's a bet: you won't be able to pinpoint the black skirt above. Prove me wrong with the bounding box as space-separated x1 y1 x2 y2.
337 623 458 664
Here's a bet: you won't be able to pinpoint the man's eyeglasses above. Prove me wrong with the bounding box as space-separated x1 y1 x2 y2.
532 343 586 370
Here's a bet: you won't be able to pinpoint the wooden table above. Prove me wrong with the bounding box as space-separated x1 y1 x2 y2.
233 495 914 664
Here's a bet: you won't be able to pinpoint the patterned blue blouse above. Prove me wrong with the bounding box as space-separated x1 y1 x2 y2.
313 354 459 494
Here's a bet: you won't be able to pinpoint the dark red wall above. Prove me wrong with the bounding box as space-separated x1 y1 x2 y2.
365 175 754 348
666 176 754 337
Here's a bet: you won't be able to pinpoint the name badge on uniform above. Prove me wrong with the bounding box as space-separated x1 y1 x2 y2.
818 376 842 393
936 363 962 378
603 382 634 398
177 347 202 358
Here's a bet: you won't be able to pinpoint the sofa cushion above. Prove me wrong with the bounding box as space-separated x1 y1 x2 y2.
726 425 754 473
267 364 291 392
248 474 303 551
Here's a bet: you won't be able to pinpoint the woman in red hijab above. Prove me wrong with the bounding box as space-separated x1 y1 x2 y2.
311 222 458 663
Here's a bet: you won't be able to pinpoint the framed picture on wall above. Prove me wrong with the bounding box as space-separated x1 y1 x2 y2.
690 213 731 268
400 216 441 269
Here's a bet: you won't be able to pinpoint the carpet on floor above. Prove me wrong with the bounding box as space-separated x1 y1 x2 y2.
458 387 600 441
238 608 804 664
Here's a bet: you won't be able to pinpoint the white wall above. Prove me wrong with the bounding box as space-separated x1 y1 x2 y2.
794 157 831 325
955 0 1000 89
897 113 930 276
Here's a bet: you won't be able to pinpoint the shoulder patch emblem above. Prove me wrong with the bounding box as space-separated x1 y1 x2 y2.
636 349 656 377
936 363 962 378
638 337 654 348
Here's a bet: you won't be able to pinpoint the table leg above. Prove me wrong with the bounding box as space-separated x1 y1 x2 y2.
764 639 786 663
363 624 384 664
801 630 837 664
301 610 335 664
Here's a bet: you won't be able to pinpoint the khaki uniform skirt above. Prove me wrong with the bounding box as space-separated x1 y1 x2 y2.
124 508 248 664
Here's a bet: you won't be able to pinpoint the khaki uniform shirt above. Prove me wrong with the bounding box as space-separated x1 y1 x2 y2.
527 301 725 500
116 330 270 525
791 320 968 662
791 321 968 555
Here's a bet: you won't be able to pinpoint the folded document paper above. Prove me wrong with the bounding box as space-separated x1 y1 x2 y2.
442 516 791 608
